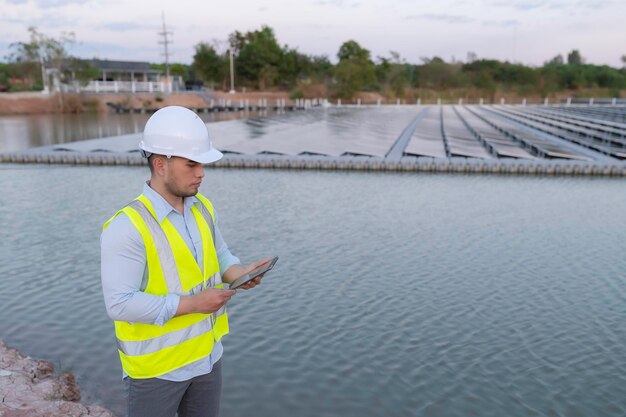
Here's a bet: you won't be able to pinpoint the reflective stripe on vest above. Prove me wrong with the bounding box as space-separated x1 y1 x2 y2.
104 193 229 379
117 312 214 356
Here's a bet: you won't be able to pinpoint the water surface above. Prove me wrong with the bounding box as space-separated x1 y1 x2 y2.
0 166 625 417
0 110 276 152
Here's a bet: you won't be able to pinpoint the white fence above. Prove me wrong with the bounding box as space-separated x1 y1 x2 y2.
61 80 179 93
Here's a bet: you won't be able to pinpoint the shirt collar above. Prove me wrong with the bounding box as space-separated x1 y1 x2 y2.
142 182 200 223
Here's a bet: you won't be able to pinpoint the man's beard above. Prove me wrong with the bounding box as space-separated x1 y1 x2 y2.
166 180 197 198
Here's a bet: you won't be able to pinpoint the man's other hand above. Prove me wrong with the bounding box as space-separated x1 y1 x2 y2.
177 288 236 316
237 259 271 290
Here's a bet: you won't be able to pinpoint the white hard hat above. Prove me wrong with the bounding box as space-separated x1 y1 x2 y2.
139 106 223 164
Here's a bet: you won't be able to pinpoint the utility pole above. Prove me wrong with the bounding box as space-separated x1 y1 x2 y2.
158 12 173 93
229 48 235 94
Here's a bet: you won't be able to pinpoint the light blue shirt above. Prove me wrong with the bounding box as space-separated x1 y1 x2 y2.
100 182 240 381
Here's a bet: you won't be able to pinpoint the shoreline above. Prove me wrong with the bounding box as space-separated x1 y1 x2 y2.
0 91 292 115
0 340 115 417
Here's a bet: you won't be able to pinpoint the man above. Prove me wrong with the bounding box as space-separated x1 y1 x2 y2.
100 105 268 417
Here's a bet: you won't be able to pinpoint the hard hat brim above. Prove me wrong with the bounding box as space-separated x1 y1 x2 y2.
185 148 224 164
138 143 224 164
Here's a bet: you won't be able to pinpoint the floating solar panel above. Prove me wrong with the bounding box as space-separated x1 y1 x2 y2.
3 105 626 175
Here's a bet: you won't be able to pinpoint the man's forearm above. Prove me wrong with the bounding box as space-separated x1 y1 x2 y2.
175 295 198 317
221 263 247 284
175 288 236 317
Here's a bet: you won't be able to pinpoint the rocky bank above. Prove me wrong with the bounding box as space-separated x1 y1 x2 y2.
0 341 115 417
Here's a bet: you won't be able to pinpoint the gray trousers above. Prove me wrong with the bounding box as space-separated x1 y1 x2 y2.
124 360 222 417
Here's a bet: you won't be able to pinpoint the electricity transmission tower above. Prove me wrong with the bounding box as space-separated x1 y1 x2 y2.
158 12 173 92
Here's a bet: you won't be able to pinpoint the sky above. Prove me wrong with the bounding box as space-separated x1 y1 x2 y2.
1 0 625 67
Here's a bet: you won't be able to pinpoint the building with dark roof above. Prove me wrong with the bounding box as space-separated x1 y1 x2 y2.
56 59 182 93
83 59 161 82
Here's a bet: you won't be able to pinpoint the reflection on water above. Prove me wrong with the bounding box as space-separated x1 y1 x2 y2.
0 110 277 152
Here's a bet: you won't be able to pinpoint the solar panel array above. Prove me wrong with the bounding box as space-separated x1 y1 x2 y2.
208 105 626 163
4 105 626 174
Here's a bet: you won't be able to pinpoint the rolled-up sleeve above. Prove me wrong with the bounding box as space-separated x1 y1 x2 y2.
213 209 241 274
100 214 179 326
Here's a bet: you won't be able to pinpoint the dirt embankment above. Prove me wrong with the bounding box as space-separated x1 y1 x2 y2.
210 90 291 102
0 92 63 115
0 91 294 115
0 92 209 115
0 340 115 417
1 88 622 115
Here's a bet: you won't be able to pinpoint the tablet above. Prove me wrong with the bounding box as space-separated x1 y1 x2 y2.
229 257 279 289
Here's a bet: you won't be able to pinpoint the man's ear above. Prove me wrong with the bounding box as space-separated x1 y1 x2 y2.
153 155 167 176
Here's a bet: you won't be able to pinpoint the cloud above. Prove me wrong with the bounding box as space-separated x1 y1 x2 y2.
511 0 547 9
481 19 519 27
301 23 334 29
491 0 615 10
0 16 27 24
490 0 548 10
0 14 76 30
565 0 615 8
98 22 152 31
72 41 162 61
5 0 28 4
35 0 92 8
311 0 361 7
405 13 474 24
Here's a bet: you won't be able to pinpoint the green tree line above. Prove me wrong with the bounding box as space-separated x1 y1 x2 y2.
190 25 626 99
3 25 626 100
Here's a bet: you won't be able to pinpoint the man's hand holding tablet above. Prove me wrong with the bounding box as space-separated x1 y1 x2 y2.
229 257 279 290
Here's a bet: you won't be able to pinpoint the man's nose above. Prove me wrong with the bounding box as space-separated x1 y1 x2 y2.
196 165 205 178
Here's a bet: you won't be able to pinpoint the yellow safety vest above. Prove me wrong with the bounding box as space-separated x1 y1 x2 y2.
103 193 229 379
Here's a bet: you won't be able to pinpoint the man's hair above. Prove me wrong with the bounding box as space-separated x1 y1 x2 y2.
147 154 156 174
147 154 168 174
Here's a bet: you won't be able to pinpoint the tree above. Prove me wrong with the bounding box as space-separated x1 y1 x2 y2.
415 56 463 90
279 47 301 87
376 51 411 98
0 63 9 91
227 30 251 55
234 26 284 89
226 25 334 90
9 26 74 91
69 58 99 86
376 56 391 85
191 42 227 88
567 49 583 65
334 40 376 98
337 40 371 62
169 63 188 78
546 54 564 65
291 54 333 86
